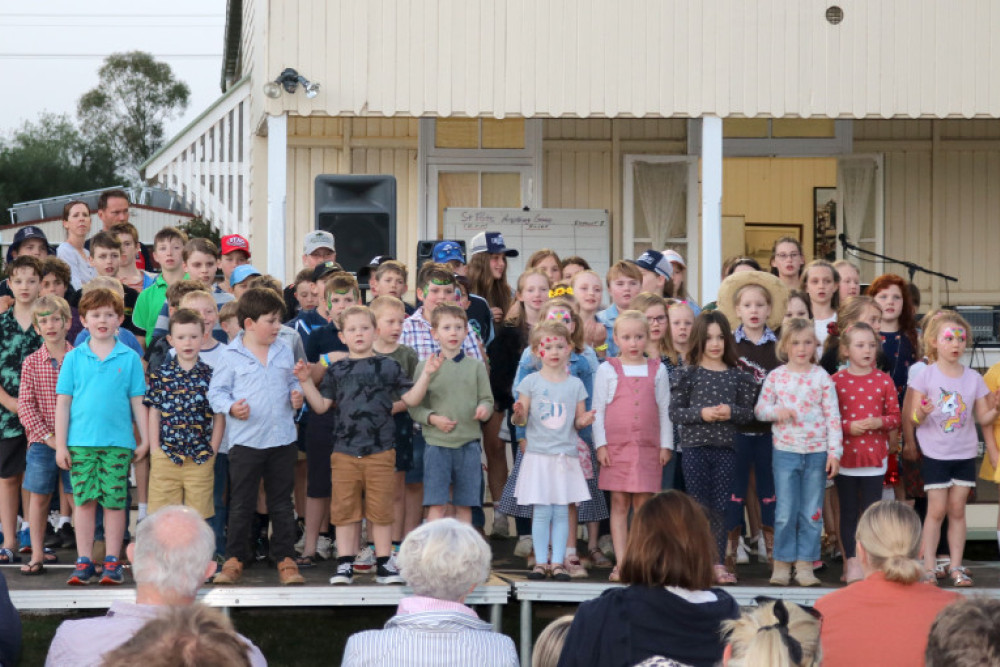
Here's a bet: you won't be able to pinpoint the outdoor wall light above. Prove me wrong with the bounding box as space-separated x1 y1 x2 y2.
263 68 320 99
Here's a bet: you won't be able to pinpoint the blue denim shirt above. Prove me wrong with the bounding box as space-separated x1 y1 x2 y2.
510 346 596 443
596 304 619 357
208 336 301 449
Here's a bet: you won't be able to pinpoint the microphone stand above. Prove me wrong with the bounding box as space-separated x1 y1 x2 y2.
837 234 957 285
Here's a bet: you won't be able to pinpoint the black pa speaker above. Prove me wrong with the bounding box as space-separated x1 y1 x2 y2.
314 175 396 275
416 239 467 271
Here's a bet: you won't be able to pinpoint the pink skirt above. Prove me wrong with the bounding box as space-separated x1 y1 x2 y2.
514 452 592 505
598 440 663 493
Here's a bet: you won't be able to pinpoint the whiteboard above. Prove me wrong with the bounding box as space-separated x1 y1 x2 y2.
442 208 610 280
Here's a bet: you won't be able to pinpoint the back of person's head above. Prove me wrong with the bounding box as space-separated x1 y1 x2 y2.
856 500 924 584
620 490 715 590
723 599 822 667
532 615 574 667
236 287 285 328
83 276 125 299
132 506 214 601
99 604 251 667
926 598 1000 666
165 280 209 309
398 518 491 602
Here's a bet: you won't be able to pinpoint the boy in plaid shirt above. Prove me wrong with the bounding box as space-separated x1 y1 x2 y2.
17 295 73 575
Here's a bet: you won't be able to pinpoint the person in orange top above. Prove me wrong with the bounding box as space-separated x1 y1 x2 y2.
815 500 959 667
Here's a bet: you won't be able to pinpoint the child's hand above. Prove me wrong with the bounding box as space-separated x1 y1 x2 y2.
423 353 444 376
715 404 731 421
849 421 867 436
826 455 840 478
902 441 920 462
0 296 12 314
474 404 491 422
229 399 250 420
429 414 457 433
988 389 1000 412
56 447 72 471
774 408 796 423
134 442 149 462
917 397 934 417
512 401 527 426
596 446 610 467
577 410 596 429
491 307 503 322
293 360 311 383
700 406 719 422
659 448 672 466
291 390 304 410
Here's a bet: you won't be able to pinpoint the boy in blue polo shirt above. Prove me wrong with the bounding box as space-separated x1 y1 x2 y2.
55 287 148 585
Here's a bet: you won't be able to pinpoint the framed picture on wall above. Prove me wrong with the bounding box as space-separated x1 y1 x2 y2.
814 186 837 261
744 223 803 267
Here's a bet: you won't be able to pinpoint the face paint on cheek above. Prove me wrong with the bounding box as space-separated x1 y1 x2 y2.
539 350 545 357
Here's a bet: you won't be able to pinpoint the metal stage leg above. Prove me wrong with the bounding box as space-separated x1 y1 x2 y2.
520 598 532 667
490 603 502 633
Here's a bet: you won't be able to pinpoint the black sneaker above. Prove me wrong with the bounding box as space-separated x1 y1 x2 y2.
43 522 60 549
375 560 404 585
254 533 269 562
330 561 354 585
56 523 75 550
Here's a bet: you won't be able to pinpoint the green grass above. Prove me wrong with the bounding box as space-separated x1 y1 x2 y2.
16 601 574 666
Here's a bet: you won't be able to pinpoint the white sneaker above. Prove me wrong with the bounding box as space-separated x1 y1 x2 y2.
755 531 770 564
736 536 750 565
513 536 533 558
490 512 511 538
354 545 376 572
315 535 335 560
294 532 306 553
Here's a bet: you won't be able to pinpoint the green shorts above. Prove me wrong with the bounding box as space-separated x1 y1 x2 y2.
68 446 133 510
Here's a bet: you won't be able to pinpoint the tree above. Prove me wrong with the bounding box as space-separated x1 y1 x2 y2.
0 113 118 217
77 51 190 184
177 217 220 247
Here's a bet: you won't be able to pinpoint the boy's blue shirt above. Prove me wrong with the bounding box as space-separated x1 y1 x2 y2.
207 335 301 449
55 338 145 449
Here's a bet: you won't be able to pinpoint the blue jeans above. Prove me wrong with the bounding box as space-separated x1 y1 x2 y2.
772 450 827 563
725 432 776 530
212 453 229 557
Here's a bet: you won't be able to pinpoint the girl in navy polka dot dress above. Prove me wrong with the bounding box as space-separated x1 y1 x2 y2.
831 322 901 583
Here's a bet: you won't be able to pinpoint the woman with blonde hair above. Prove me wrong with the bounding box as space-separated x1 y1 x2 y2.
815 500 960 666
722 598 821 667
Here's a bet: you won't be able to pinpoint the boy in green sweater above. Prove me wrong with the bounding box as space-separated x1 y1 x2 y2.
409 304 493 524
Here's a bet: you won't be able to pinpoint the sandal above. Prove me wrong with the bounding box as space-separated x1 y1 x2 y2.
20 561 44 576
589 548 613 569
293 555 316 569
714 564 737 586
550 564 571 582
527 564 549 580
921 570 940 586
949 566 973 587
0 548 20 564
608 565 621 583
42 548 58 564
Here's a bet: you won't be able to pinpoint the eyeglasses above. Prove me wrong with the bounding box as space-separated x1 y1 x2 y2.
774 253 802 261
647 315 667 324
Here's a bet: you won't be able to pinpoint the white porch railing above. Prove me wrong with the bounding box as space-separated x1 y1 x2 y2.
142 77 252 237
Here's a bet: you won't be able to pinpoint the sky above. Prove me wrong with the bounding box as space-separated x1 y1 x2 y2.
0 0 227 138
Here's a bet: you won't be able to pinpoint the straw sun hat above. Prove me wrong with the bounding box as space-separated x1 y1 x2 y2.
716 270 789 332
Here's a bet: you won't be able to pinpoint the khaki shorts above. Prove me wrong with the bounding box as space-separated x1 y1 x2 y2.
68 446 132 510
148 446 215 519
330 449 395 526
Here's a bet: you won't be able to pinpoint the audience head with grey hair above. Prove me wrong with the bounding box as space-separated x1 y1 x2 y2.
398 517 492 602
925 597 1000 667
342 519 517 667
46 507 268 667
129 505 217 604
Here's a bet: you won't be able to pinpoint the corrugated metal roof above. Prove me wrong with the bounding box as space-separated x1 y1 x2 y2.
259 0 1000 119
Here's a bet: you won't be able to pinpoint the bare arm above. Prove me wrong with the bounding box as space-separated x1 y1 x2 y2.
210 413 225 454
131 396 149 461
55 394 72 470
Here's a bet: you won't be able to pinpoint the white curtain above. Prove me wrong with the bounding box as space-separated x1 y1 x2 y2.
838 158 877 242
633 161 688 249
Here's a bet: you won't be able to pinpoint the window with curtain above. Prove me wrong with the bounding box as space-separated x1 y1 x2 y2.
631 160 690 258
838 157 879 282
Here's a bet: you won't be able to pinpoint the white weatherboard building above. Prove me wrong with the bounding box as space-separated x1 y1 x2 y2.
144 0 1000 535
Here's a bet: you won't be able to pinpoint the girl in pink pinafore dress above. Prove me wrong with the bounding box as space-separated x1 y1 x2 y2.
593 310 673 581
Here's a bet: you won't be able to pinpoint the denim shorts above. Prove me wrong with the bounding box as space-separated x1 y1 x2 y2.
922 455 976 490
423 440 483 507
22 442 72 495
406 429 427 485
